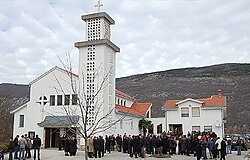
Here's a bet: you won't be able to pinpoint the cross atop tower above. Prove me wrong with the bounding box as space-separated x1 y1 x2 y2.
94 0 103 13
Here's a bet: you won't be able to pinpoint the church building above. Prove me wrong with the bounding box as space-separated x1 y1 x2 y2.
11 9 152 148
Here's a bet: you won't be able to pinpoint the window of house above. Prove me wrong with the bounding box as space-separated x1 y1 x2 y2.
181 107 189 117
57 95 62 106
19 115 24 127
123 100 126 106
157 124 162 134
192 126 200 133
64 95 70 105
131 121 133 130
204 126 212 133
50 95 55 106
192 107 200 117
72 94 78 105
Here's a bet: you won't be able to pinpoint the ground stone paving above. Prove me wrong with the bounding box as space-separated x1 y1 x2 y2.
40 149 249 160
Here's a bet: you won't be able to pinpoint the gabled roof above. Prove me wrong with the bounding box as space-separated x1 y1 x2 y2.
116 102 152 117
176 98 203 105
162 95 226 109
29 66 78 85
10 102 28 114
115 89 136 101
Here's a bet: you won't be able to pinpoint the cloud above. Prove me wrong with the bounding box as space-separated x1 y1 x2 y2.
0 0 250 83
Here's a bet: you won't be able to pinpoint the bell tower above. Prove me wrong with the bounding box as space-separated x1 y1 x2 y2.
75 7 120 133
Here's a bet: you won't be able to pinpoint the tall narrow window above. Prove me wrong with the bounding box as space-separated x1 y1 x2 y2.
50 95 55 106
124 100 126 106
192 107 200 117
64 95 70 105
131 121 133 130
72 94 78 105
57 95 62 106
19 115 24 127
181 107 189 117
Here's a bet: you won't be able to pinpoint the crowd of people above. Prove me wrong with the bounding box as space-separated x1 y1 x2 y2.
7 134 41 160
86 131 234 160
58 134 78 157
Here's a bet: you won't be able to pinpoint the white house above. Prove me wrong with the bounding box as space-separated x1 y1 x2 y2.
162 89 226 138
10 10 152 148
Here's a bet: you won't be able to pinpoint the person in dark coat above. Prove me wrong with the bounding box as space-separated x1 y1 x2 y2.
180 135 187 155
149 135 157 155
13 135 19 159
132 136 140 158
186 136 191 156
128 135 133 157
220 139 227 160
69 137 77 156
207 138 215 159
93 137 101 158
162 135 168 154
0 145 4 160
116 134 122 152
123 134 128 153
105 135 111 154
196 141 203 160
99 136 105 157
64 136 70 156
110 135 115 151
33 135 41 160
8 138 14 160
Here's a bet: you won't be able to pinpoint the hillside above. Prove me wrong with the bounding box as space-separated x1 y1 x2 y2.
116 63 250 133
1 63 250 133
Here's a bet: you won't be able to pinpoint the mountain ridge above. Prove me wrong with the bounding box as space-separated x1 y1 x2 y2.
1 63 250 133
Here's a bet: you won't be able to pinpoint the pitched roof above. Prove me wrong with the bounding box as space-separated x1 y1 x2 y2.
29 66 78 85
116 102 152 117
115 89 136 101
162 95 226 109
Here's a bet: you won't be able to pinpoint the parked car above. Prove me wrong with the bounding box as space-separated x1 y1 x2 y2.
231 136 248 151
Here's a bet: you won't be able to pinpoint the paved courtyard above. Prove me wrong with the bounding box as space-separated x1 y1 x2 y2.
38 149 249 160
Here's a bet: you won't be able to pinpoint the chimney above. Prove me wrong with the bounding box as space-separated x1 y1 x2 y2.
218 88 222 97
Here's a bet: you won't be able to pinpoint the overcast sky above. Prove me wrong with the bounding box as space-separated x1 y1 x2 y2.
0 0 250 84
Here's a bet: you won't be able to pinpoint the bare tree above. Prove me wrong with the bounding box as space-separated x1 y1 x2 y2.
47 54 128 160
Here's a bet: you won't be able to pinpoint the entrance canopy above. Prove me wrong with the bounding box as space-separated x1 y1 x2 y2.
37 115 79 127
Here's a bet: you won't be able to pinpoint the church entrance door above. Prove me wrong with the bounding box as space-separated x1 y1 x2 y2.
44 128 60 148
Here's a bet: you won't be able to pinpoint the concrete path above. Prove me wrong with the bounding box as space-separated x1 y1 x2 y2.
38 149 249 160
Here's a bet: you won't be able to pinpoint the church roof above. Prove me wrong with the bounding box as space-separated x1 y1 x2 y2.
162 95 226 109
29 66 78 85
116 103 152 117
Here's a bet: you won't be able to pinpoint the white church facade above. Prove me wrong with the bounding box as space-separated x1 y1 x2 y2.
11 11 152 148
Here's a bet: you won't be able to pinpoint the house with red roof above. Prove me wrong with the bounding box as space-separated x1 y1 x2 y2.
162 89 227 138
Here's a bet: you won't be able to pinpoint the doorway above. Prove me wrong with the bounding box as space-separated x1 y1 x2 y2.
44 128 60 148
169 124 182 135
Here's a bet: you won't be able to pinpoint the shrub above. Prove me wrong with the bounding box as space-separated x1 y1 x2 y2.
0 143 8 153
